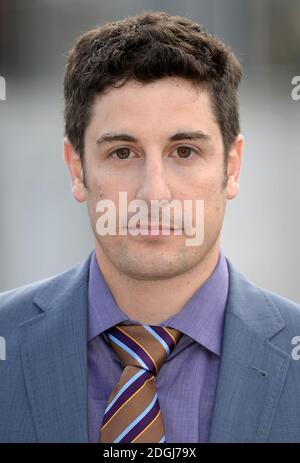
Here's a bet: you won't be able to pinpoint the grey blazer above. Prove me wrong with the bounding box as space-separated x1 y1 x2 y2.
0 251 300 442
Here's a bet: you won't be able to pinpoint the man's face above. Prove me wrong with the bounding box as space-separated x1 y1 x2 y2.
65 77 242 280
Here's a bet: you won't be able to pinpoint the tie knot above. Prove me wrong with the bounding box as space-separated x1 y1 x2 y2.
105 324 182 376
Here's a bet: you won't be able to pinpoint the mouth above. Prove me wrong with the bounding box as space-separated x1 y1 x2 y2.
137 224 175 231
127 224 182 237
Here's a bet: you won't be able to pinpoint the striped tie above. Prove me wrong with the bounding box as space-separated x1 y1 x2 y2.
99 324 182 443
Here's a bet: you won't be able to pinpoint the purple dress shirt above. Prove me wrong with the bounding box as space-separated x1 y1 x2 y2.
88 249 229 443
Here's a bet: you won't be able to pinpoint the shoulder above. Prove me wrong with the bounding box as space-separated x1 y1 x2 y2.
226 257 300 337
259 286 300 328
0 253 92 335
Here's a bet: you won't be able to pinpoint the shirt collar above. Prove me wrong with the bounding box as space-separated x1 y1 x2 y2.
88 249 228 356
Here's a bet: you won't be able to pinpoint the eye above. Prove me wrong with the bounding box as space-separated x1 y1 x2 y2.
110 147 134 160
172 146 197 159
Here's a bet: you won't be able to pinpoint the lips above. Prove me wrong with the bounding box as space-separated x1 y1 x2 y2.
130 222 182 230
137 224 174 231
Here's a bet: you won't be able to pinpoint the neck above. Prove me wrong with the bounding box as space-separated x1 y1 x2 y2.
94 240 221 325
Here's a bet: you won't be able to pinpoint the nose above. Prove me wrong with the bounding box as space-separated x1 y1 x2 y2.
135 153 172 205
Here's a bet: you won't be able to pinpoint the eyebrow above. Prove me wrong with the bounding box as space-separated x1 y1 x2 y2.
95 130 211 146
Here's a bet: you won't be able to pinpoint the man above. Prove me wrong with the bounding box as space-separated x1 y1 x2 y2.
0 11 300 443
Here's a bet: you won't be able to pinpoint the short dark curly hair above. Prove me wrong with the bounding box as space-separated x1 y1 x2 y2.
64 10 242 164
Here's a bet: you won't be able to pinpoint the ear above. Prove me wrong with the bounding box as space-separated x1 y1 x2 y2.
226 134 244 200
63 137 86 203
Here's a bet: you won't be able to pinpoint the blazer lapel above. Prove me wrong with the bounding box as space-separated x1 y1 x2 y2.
209 260 291 442
19 253 92 442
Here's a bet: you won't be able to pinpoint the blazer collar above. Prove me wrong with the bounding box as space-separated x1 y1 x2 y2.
225 259 285 339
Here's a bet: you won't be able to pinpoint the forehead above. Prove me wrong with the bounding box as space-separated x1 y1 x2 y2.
87 77 220 139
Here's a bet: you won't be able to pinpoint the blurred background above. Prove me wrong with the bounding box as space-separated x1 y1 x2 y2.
0 0 299 302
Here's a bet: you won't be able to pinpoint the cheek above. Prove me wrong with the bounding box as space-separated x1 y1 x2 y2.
87 165 114 199
183 171 221 200
183 172 226 222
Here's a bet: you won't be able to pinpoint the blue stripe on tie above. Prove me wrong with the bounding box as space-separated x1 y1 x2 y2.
104 369 145 414
143 325 170 356
107 334 148 370
113 393 158 443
